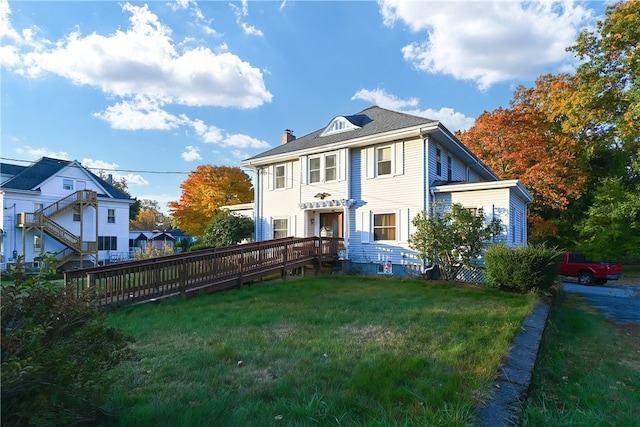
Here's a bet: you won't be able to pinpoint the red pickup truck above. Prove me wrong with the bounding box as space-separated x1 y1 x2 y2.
558 252 623 285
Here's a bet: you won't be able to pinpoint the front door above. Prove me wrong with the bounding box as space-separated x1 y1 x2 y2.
319 212 343 238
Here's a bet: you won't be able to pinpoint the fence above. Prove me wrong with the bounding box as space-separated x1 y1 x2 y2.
64 237 343 308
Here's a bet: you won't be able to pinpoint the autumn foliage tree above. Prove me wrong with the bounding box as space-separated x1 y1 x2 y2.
168 166 253 237
458 106 585 215
568 0 640 180
130 199 171 230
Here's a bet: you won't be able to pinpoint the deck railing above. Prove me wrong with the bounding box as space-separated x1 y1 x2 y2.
64 236 343 308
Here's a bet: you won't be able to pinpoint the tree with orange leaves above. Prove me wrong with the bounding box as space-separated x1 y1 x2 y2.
459 106 585 218
168 165 253 237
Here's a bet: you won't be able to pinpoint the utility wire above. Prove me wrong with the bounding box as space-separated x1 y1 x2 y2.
1 156 191 175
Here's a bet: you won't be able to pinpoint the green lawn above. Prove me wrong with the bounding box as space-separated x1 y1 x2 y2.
105 276 537 426
522 292 640 426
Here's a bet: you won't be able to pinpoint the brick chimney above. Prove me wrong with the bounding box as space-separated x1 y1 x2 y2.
282 129 295 145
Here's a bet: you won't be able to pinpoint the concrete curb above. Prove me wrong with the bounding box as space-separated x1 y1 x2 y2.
476 299 551 426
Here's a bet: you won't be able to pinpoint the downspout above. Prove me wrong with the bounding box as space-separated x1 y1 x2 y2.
344 148 350 257
256 168 262 241
420 132 436 275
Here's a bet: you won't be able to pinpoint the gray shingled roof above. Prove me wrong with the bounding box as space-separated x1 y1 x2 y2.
0 157 132 200
244 106 438 161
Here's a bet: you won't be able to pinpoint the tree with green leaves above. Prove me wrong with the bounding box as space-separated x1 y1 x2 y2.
576 177 640 261
191 210 254 250
409 203 502 281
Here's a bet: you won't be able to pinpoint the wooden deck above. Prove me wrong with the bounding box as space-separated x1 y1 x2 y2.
64 237 343 308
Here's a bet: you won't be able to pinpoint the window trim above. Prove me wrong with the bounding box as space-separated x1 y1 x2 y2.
373 212 397 241
376 145 392 176
436 147 442 177
324 153 337 182
273 218 289 239
308 156 321 184
98 236 118 251
107 208 116 224
63 178 74 191
274 164 286 189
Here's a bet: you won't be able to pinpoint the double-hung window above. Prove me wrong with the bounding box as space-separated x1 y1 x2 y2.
325 154 337 181
107 209 115 224
436 148 442 176
273 218 288 239
309 157 321 183
377 147 392 176
63 178 73 191
275 165 286 189
373 213 396 241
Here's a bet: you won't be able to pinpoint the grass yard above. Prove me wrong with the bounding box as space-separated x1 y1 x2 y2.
522 293 640 426
105 276 537 426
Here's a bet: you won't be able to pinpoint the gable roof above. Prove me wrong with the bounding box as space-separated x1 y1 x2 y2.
0 157 132 200
244 106 438 163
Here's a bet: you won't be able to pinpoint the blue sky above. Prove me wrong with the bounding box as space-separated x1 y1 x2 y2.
1 0 607 213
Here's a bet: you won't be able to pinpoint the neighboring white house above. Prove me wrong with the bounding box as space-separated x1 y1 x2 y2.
241 106 533 276
1 157 134 271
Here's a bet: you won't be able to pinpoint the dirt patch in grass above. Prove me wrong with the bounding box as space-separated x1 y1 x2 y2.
339 324 404 348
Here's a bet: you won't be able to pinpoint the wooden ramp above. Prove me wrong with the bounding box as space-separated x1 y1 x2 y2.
64 237 343 309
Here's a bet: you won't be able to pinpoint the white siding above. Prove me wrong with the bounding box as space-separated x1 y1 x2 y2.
350 138 425 271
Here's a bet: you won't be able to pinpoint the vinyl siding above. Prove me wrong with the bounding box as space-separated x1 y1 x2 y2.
349 138 425 272
434 188 511 244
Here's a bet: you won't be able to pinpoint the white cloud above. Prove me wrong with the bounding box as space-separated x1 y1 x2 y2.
188 119 224 144
182 145 203 161
4 2 271 108
230 149 250 159
352 88 418 110
380 0 593 90
222 134 270 149
352 87 475 132
81 158 149 186
93 96 183 131
230 0 264 37
405 107 476 133
15 145 69 160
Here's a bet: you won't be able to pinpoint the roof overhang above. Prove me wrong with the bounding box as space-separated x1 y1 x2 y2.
432 179 534 204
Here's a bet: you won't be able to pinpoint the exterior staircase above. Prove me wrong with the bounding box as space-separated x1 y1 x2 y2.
17 190 98 269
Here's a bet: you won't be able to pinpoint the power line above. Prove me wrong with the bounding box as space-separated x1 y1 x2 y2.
1 156 191 175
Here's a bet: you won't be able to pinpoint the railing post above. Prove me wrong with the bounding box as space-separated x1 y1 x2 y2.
238 247 244 286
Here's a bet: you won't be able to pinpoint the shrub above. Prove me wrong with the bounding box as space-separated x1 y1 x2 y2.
484 244 560 293
1 257 135 425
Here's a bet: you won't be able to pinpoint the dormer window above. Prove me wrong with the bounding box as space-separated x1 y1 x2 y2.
320 116 360 137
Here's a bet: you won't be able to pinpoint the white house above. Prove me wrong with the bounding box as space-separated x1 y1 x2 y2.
1 157 134 271
241 106 533 276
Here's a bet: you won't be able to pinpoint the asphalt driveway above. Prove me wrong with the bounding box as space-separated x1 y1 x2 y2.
562 280 640 323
